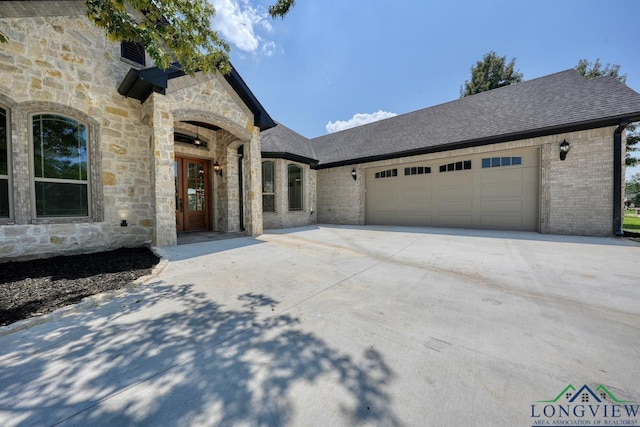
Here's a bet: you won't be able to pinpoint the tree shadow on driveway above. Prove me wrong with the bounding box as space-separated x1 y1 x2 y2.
0 282 401 426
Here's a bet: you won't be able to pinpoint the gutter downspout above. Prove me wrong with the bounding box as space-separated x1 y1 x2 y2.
613 120 628 236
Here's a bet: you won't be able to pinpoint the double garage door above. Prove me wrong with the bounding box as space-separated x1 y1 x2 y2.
365 148 539 231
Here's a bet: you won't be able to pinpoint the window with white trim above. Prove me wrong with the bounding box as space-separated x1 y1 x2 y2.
262 161 275 212
0 107 8 218
288 164 303 211
32 114 89 217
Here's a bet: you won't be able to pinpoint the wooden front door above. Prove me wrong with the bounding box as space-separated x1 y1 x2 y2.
175 157 210 232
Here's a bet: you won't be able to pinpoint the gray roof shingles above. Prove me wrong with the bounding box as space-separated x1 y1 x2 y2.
262 69 640 167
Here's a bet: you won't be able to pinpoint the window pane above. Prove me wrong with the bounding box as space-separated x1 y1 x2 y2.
0 108 7 176
391 169 397 177
35 181 88 216
404 167 410 176
512 156 522 165
33 115 87 180
288 164 302 211
482 158 490 168
262 161 274 193
425 167 431 174
447 163 454 171
455 161 463 171
463 160 472 170
491 157 500 167
0 179 8 218
263 194 275 212
439 165 446 172
501 157 511 166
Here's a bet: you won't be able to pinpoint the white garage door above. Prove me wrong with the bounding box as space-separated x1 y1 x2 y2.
365 148 539 231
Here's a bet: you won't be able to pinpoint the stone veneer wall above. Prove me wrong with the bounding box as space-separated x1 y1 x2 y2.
0 14 155 260
262 159 317 229
0 13 263 260
317 126 619 236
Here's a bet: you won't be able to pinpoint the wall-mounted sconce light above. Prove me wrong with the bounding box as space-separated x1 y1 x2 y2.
351 168 357 181
120 219 128 227
560 139 570 161
193 126 202 146
213 161 223 177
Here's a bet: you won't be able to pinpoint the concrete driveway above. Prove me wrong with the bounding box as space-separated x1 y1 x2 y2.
1 225 639 426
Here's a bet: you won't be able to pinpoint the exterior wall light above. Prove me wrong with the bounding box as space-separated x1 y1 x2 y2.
351 168 357 180
560 139 570 161
213 161 223 176
194 126 202 146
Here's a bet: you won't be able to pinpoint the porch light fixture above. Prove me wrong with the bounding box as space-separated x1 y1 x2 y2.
560 139 570 161
213 161 223 177
193 127 202 146
351 168 357 181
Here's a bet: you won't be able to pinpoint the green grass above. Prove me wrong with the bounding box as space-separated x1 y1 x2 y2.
623 211 640 230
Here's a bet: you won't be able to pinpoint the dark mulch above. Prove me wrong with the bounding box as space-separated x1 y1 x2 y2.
0 247 160 327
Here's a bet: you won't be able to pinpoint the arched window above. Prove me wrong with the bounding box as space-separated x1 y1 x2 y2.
0 107 8 218
32 114 89 217
262 161 275 212
288 164 303 211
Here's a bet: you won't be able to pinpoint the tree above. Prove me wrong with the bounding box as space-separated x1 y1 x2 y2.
2 0 296 76
626 173 640 207
575 59 638 167
460 51 523 98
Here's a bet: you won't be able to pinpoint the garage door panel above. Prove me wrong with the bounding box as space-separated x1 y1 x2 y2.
439 215 473 227
480 215 523 229
480 199 523 213
481 184 523 198
366 148 539 231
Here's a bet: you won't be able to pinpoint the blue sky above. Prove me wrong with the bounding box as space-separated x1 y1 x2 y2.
210 0 640 179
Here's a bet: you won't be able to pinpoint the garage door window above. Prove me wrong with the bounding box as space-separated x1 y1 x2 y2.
439 160 471 172
375 168 397 179
482 156 522 168
404 166 431 176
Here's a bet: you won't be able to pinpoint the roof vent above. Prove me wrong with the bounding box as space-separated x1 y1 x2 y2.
121 41 146 66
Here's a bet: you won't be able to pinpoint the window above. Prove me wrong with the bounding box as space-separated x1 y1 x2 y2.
121 41 146 66
262 161 275 212
404 166 431 176
32 114 89 217
0 107 8 218
439 160 471 172
288 164 303 211
481 156 522 168
374 168 397 179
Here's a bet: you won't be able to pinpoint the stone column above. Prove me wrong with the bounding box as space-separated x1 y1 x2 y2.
243 127 263 235
148 95 177 246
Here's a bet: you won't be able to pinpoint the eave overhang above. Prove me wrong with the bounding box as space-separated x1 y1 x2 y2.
118 63 276 131
261 151 319 168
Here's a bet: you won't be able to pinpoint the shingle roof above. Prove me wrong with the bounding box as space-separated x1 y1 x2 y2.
264 70 640 167
261 121 317 163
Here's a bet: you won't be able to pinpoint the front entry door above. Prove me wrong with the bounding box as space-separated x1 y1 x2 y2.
175 157 210 232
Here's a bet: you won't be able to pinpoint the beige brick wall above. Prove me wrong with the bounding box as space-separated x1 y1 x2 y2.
262 159 317 229
317 126 619 236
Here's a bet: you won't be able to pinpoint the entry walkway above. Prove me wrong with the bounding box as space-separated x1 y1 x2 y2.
1 226 638 426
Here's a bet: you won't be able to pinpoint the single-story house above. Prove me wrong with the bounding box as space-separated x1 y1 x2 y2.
2 2 640 261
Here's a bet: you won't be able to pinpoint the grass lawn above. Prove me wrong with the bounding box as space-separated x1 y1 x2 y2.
623 211 640 230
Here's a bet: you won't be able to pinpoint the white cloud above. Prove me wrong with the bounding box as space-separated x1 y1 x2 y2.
326 110 398 134
210 0 276 53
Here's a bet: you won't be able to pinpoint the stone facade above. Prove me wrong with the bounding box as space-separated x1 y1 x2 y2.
317 126 620 236
262 159 317 229
0 12 263 260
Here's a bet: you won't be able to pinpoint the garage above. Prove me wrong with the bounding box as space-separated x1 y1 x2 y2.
365 148 540 231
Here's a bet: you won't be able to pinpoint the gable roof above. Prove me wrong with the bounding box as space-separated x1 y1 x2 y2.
118 63 276 131
302 70 640 168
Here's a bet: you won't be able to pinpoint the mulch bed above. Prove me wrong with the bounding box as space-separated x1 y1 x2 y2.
0 247 160 327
